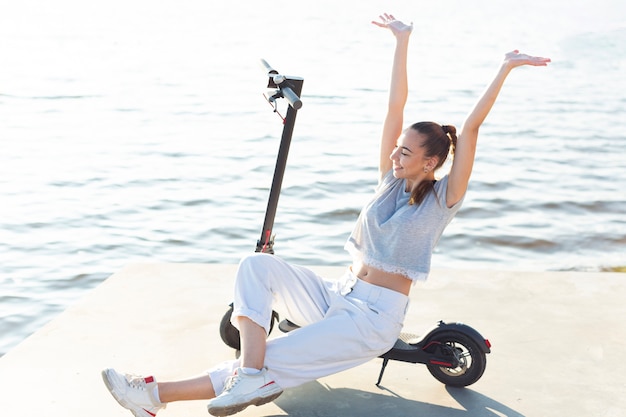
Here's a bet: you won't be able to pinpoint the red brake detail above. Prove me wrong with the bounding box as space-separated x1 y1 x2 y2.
421 341 440 350
261 230 271 253
429 360 453 367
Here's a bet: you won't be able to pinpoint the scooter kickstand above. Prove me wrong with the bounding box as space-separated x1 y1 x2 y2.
376 358 390 386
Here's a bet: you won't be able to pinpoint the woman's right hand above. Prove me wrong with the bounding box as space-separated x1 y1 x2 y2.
374 13 412 177
372 13 413 38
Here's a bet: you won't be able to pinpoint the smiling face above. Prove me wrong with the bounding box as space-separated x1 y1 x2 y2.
389 128 438 187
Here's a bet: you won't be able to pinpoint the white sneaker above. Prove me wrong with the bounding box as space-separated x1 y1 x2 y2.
101 368 166 417
207 367 283 416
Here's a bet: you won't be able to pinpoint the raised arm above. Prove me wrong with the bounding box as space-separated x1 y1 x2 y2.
372 14 413 179
446 50 551 207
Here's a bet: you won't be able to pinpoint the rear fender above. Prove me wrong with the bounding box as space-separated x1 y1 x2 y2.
424 321 491 354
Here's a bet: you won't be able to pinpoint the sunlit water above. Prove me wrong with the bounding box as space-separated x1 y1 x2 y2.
1 0 625 356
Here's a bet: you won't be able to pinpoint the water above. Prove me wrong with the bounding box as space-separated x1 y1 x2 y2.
1 0 625 356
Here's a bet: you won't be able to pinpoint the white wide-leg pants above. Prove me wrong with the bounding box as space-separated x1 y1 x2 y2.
207 253 409 395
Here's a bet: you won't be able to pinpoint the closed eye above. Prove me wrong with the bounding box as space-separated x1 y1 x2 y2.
395 144 412 156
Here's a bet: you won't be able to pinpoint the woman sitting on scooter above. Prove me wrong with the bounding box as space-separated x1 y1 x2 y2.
102 13 550 417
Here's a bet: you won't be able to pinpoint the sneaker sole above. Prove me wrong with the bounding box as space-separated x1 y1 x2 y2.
207 391 283 417
101 370 156 417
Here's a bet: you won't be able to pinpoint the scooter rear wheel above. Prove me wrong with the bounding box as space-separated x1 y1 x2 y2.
426 331 487 387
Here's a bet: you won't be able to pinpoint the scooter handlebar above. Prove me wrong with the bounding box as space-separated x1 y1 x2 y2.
260 59 303 110
278 82 302 110
260 58 278 75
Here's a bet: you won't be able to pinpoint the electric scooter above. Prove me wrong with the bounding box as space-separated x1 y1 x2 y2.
218 59 301 353
218 60 491 389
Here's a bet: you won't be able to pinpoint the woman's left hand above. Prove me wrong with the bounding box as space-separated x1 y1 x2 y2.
504 50 551 69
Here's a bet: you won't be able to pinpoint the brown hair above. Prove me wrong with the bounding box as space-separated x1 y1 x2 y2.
407 121 457 205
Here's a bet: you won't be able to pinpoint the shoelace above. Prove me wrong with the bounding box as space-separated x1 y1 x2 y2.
222 374 242 392
127 375 148 391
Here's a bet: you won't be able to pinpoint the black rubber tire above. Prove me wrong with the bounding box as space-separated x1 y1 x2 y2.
218 305 280 351
219 305 241 351
426 331 487 387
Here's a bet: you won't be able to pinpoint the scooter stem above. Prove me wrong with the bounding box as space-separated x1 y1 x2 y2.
256 61 304 253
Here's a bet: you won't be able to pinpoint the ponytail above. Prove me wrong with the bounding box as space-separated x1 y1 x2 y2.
441 124 457 156
409 181 435 206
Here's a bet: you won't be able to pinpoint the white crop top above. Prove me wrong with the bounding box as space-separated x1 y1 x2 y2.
344 169 463 282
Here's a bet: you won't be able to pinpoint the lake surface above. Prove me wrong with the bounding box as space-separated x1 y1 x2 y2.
1 0 625 356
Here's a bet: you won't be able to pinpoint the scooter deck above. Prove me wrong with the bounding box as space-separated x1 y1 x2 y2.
395 332 420 346
389 333 420 350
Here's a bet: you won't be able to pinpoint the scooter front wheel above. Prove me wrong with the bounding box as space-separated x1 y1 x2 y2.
426 331 487 387
219 304 241 351
218 304 280 352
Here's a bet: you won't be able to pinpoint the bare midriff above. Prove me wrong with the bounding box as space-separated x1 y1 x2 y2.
351 259 412 296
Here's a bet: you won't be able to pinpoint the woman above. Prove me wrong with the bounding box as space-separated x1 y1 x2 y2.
102 13 550 417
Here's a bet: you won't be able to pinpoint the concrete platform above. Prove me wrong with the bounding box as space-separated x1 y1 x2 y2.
1 263 625 417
